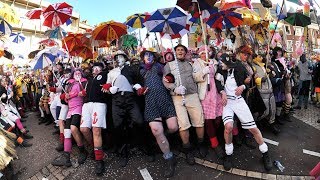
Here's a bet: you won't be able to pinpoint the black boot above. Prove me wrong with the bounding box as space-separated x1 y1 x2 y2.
19 140 32 147
23 133 33 139
55 143 64 152
198 139 208 158
183 144 195 165
45 115 54 126
262 151 272 171
223 155 232 171
282 113 292 122
119 144 129 167
269 123 280 135
164 156 176 178
213 145 225 159
51 152 72 167
275 116 284 125
95 160 105 176
78 146 88 164
38 117 47 125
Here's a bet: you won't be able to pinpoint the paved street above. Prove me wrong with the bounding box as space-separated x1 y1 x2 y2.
11 105 319 180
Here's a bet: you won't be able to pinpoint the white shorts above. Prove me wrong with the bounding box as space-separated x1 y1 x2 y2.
80 102 107 129
222 97 257 129
58 104 69 121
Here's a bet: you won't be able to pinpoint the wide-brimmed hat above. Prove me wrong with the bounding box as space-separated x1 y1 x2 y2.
174 44 188 53
114 50 129 61
140 47 158 60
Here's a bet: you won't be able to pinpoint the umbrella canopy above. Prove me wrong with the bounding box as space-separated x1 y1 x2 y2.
28 49 41 59
206 10 243 30
44 26 67 39
0 17 12 37
62 33 84 51
284 12 311 27
33 49 57 70
25 8 42 20
3 49 14 60
42 2 73 28
0 2 20 24
119 34 138 49
234 7 261 26
220 0 247 11
176 0 217 12
125 13 146 28
39 38 59 47
189 7 218 25
160 28 189 39
10 33 25 44
70 46 93 60
92 21 127 41
144 7 188 35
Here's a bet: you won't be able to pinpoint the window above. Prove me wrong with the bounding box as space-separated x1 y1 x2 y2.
287 40 293 52
285 25 291 35
294 27 303 36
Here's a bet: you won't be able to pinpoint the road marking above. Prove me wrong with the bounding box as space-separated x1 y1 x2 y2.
139 168 153 180
263 138 279 146
303 149 320 157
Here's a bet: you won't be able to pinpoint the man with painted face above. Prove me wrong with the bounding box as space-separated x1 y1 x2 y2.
163 44 207 165
80 62 108 176
103 50 144 167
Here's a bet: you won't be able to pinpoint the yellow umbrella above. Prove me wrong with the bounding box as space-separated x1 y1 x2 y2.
0 2 20 24
234 7 260 26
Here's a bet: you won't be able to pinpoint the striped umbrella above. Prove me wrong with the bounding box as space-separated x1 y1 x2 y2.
10 33 26 44
62 33 84 51
39 39 59 47
0 17 12 37
25 8 42 20
70 45 93 60
220 0 247 11
92 21 127 41
206 10 243 30
42 2 73 28
44 26 67 39
176 0 217 12
125 14 146 28
32 49 57 70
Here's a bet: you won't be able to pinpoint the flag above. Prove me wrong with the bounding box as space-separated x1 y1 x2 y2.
276 3 288 20
286 0 303 5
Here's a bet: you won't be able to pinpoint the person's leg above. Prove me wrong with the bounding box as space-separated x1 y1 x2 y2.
303 80 311 108
70 114 87 164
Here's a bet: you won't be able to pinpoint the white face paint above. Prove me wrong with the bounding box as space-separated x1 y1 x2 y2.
73 71 82 81
116 55 125 67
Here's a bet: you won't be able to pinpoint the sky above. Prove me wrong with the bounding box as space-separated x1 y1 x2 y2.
48 0 177 26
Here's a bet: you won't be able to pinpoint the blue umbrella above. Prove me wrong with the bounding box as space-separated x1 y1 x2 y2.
144 7 188 35
0 16 12 36
33 49 57 70
10 32 25 43
44 26 67 39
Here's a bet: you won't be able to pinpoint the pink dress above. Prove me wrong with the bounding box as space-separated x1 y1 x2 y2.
66 78 86 118
201 64 223 120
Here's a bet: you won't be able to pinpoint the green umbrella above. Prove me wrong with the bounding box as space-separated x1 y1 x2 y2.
284 12 311 27
119 34 138 49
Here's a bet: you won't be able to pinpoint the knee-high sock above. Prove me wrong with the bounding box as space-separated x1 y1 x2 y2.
282 102 291 115
15 119 24 131
64 129 72 152
205 118 221 148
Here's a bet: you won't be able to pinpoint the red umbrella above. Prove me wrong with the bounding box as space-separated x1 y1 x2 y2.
92 21 127 41
62 33 84 51
220 0 247 11
39 39 59 47
25 8 42 20
70 45 93 60
42 2 73 28
206 10 243 30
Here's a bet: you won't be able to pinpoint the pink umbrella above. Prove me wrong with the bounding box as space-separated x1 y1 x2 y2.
25 8 42 20
42 2 73 28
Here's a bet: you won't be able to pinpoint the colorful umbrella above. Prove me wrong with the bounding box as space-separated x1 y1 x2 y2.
25 8 42 20
144 7 188 35
62 33 84 51
119 34 138 49
189 8 218 25
125 14 146 28
220 0 247 11
42 2 73 28
3 49 14 60
10 33 25 44
284 12 311 27
0 17 12 36
33 49 57 70
176 0 217 12
70 46 93 59
206 10 243 30
39 38 59 47
92 21 127 41
28 49 41 59
234 7 261 26
0 2 20 24
82 32 111 48
160 28 189 39
44 26 67 39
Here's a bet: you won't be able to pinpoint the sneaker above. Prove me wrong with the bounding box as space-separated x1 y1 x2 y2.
223 155 232 171
164 156 177 178
78 149 88 164
52 152 72 167
262 152 272 171
23 133 33 139
95 160 105 176
55 144 64 152
20 140 32 147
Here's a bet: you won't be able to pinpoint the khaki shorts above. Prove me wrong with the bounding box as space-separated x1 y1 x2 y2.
172 93 204 131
